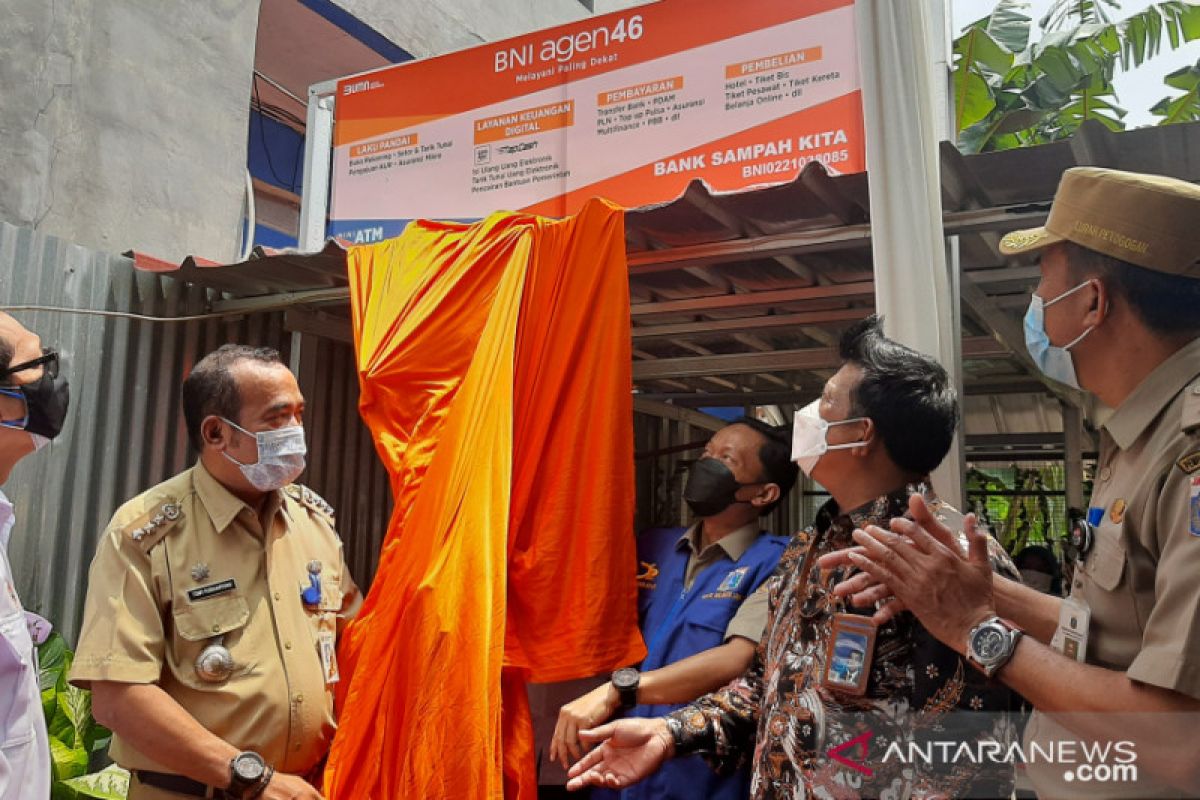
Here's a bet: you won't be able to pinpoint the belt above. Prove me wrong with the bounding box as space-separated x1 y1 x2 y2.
133 770 228 798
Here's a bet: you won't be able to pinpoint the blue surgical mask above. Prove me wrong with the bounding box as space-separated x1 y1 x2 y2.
1023 280 1096 389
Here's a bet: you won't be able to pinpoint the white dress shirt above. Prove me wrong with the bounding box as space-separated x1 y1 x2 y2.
0 491 50 799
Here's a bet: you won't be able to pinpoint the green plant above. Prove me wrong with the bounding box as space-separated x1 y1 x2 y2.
953 0 1200 152
38 632 129 800
1151 57 1200 122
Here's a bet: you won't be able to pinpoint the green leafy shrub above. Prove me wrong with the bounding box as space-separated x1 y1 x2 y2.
37 632 129 799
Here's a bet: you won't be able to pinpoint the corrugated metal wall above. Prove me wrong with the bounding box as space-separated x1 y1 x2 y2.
0 222 390 642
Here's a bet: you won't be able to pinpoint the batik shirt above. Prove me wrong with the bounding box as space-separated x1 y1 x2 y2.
667 485 1022 799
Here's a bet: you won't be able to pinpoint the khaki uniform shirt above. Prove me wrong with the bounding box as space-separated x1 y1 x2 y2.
1027 336 1200 798
69 462 361 798
679 521 771 644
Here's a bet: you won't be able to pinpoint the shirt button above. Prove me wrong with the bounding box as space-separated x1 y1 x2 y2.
211 624 221 633
294 692 304 703
1099 467 1111 482
274 592 281 601
284 642 293 650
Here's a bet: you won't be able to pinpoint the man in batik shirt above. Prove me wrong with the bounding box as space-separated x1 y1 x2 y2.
567 316 1021 799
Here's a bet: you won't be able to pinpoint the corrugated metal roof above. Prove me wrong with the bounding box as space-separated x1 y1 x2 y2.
132 119 1200 435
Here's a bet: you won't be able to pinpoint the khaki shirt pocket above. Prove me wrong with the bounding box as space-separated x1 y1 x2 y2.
172 594 251 687
1084 523 1127 591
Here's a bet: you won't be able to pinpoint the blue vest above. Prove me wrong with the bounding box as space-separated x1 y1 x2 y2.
599 525 785 800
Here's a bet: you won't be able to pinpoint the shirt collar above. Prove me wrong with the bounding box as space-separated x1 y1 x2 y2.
193 461 283 534
678 520 761 562
816 483 926 542
1104 336 1200 450
0 490 13 549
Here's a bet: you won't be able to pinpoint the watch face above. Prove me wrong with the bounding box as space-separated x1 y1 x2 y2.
234 754 265 781
612 668 638 691
971 625 1008 664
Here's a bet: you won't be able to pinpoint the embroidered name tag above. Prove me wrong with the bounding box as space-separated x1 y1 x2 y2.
187 579 237 602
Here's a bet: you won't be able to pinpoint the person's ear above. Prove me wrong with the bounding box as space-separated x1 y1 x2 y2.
752 483 780 509
853 418 875 456
1083 278 1108 329
202 416 226 450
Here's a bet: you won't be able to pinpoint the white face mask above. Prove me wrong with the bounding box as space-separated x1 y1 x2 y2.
220 418 307 492
791 400 871 477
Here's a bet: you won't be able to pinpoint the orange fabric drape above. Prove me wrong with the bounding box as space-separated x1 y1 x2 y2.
325 198 645 800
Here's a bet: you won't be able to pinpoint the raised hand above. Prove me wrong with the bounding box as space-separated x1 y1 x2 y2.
565 718 674 792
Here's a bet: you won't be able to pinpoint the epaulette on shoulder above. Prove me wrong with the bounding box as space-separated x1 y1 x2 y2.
1182 380 1200 435
122 499 184 551
284 484 335 520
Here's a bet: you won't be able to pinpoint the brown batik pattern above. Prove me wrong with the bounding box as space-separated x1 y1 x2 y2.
668 485 1022 799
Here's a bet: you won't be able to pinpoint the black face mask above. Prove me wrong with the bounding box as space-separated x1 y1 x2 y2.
683 457 758 518
4 371 70 440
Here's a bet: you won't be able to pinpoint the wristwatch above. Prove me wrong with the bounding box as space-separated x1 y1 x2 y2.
966 616 1023 678
611 667 640 710
228 751 270 798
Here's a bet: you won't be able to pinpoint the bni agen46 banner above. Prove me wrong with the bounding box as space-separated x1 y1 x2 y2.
330 0 863 243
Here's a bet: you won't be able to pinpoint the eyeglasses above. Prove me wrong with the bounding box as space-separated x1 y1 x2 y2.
0 348 59 381
0 349 59 431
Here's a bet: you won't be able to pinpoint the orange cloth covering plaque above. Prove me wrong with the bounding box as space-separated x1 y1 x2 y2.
325 198 646 799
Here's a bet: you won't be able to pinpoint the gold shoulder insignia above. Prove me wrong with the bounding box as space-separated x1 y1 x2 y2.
286 484 335 519
123 500 183 551
1178 451 1200 475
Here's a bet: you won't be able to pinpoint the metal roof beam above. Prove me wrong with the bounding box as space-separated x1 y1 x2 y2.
630 308 873 340
631 398 728 431
631 280 874 316
632 336 1008 380
626 205 1050 274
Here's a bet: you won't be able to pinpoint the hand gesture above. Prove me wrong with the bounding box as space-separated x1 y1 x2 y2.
846 494 996 651
565 718 674 792
551 683 619 769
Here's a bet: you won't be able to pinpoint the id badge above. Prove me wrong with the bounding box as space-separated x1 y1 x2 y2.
318 625 340 684
1050 596 1090 663
822 613 877 696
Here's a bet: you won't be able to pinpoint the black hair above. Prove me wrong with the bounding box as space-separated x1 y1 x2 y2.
838 315 958 477
0 337 11 376
182 344 284 450
729 416 799 516
1013 544 1063 596
1063 242 1200 336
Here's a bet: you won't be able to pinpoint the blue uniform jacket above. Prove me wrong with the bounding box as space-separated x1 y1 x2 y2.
598 525 785 800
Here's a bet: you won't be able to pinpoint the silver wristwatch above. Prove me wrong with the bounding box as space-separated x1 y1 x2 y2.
966 616 1022 678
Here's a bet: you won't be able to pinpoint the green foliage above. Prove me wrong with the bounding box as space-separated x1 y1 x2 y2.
37 633 127 800
62 765 130 800
1151 58 1200 122
966 464 1068 554
954 0 1200 152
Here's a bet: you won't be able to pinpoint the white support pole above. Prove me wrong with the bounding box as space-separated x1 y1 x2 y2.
298 81 337 252
855 0 963 507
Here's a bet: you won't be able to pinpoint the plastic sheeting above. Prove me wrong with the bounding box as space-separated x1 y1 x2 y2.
325 198 645 799
855 0 964 505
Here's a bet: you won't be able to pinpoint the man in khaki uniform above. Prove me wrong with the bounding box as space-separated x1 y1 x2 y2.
827 168 1200 796
71 345 361 800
